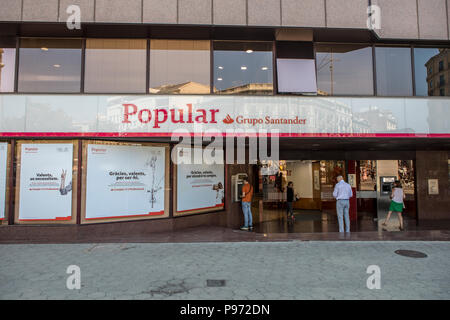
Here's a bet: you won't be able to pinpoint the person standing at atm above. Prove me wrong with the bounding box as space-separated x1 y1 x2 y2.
240 177 254 232
382 181 405 231
333 175 353 233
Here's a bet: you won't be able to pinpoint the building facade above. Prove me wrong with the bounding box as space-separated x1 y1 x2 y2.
0 0 449 241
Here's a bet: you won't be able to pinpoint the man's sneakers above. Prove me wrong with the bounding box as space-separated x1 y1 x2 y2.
240 226 253 232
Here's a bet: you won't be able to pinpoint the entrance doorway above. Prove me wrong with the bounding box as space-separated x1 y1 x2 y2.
253 159 416 233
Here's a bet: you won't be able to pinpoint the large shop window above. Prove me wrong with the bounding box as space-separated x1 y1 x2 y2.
81 141 169 223
316 44 374 96
213 41 273 95
18 39 82 93
375 47 413 96
174 146 225 216
14 141 79 224
0 142 10 224
414 48 449 97
0 38 16 92
149 40 210 94
84 39 147 93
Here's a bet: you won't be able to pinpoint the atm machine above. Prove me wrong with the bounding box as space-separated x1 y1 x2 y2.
232 173 248 202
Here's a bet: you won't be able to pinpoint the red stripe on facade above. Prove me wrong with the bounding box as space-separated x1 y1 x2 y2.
1 132 450 138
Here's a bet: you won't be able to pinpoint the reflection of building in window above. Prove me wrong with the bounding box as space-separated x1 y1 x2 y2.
425 49 449 96
355 106 397 132
150 81 210 94
215 83 273 95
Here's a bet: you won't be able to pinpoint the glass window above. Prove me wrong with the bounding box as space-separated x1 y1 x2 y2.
84 39 146 93
414 48 449 96
0 39 16 92
18 38 82 93
213 41 273 95
375 47 413 96
316 44 374 96
149 40 210 94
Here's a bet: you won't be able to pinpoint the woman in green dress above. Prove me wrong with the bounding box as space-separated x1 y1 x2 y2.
382 181 406 231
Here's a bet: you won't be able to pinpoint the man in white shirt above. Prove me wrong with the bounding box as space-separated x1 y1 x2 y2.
333 175 353 233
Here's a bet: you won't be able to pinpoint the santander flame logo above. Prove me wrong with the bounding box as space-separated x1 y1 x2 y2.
223 114 234 124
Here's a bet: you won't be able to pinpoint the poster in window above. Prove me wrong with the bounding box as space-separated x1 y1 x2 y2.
176 148 225 215
0 143 8 220
84 144 166 220
18 143 74 221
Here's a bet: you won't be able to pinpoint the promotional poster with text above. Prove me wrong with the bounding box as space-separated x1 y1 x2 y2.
85 144 166 219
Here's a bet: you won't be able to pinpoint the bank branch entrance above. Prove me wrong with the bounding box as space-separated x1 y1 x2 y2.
253 159 416 233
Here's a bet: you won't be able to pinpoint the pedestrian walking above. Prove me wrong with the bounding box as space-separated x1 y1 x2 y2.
240 177 254 231
286 181 299 222
382 181 405 231
332 175 353 233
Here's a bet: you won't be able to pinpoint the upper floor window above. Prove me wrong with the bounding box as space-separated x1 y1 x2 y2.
316 44 374 96
84 39 146 93
213 41 273 95
149 40 210 94
439 60 444 72
375 47 413 96
18 38 82 93
0 38 16 92
415 48 449 96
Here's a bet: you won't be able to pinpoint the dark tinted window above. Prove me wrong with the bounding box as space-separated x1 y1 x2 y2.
85 39 146 93
375 47 413 96
0 38 16 92
213 41 273 95
316 44 374 96
414 48 449 96
149 40 210 94
18 38 82 93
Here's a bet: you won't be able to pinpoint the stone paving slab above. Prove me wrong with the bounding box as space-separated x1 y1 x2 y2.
0 241 449 300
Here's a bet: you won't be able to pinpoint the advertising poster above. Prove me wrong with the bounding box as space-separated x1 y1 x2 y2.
18 143 74 221
176 148 225 214
0 143 7 220
85 144 166 220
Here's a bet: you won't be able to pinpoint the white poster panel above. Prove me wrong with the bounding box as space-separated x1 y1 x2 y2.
19 143 73 221
85 144 166 220
176 148 225 214
277 58 318 93
0 143 8 220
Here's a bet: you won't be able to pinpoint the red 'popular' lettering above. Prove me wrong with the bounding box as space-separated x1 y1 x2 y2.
154 109 168 128
122 104 138 123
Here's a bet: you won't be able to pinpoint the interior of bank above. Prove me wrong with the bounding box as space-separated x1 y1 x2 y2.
251 159 416 233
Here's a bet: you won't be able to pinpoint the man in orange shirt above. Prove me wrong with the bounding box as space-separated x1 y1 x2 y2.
240 177 254 231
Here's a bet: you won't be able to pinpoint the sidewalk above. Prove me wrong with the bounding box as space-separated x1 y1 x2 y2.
1 241 449 300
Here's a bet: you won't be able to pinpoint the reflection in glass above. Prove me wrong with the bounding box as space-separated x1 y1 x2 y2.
358 160 377 191
415 48 449 96
18 39 82 93
375 47 413 96
149 40 210 94
316 44 374 96
0 47 15 92
85 39 146 93
213 42 273 95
